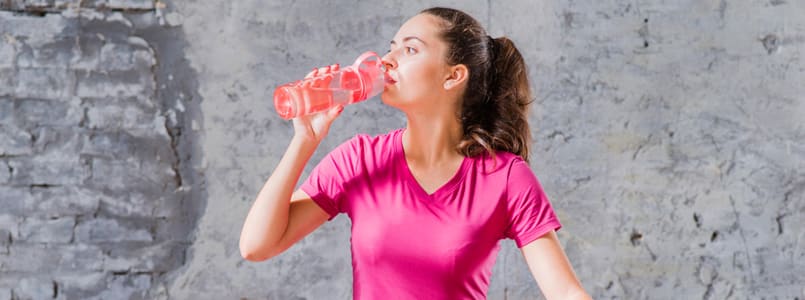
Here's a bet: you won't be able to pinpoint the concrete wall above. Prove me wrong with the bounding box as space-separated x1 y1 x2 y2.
1 0 803 299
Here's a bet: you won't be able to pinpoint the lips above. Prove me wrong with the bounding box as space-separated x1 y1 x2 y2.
385 72 397 85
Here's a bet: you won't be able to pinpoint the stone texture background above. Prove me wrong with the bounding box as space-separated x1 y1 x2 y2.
1 0 804 299
0 0 203 299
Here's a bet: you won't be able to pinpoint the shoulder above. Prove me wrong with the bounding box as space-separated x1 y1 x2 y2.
329 128 402 161
468 150 528 176
342 128 401 150
468 151 545 195
351 128 401 146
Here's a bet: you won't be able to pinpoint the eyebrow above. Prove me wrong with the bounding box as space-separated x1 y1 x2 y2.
390 36 427 46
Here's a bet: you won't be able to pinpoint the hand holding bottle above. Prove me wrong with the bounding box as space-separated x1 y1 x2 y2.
291 64 345 143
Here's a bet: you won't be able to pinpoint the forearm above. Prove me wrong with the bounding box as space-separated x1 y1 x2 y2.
239 136 319 260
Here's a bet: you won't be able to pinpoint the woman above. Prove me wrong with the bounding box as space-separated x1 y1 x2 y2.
240 7 591 300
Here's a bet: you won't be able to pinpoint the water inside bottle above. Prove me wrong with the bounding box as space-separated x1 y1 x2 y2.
274 85 356 119
273 51 384 119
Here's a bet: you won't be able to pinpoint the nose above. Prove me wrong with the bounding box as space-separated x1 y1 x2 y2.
381 52 397 70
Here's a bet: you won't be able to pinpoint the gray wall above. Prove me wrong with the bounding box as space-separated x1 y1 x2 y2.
1 0 804 299
0 0 203 299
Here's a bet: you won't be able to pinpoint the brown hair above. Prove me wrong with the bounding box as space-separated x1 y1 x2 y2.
421 7 533 162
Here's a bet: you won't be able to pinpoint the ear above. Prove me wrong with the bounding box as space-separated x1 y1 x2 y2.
443 64 469 90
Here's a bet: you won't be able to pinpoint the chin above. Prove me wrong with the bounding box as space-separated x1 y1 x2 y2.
380 93 398 107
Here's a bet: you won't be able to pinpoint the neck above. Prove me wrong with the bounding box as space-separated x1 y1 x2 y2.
402 112 464 167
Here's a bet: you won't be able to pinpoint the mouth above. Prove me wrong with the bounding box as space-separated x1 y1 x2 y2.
385 72 397 85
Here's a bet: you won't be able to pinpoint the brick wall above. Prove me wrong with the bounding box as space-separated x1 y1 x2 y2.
0 1 201 299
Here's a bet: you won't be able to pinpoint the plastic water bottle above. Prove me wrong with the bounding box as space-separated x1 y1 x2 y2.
273 51 385 120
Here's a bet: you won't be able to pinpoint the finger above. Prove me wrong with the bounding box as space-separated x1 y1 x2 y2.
327 105 345 119
304 68 317 79
331 63 340 72
300 76 312 87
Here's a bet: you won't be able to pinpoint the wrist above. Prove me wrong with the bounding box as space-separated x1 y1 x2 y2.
289 134 320 153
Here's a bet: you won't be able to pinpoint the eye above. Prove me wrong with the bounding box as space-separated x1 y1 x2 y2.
405 47 417 54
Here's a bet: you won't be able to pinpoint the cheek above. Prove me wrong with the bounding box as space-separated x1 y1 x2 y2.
400 61 442 89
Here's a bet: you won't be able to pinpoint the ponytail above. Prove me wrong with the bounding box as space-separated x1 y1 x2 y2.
481 37 532 162
422 7 533 162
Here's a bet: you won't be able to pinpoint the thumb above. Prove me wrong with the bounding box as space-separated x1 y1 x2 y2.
327 105 345 119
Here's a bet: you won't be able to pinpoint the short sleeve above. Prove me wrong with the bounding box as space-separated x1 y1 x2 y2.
504 158 562 248
300 136 363 221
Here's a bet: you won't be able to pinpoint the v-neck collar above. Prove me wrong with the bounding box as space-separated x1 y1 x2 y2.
395 129 470 200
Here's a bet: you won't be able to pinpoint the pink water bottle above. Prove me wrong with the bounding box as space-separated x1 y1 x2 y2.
273 51 385 120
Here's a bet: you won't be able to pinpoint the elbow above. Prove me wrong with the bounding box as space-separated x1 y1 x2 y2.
239 240 274 262
240 248 263 262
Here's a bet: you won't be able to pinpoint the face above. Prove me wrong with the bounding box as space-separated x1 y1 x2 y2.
381 14 453 111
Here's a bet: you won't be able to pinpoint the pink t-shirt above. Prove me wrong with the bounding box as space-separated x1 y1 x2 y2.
301 128 561 299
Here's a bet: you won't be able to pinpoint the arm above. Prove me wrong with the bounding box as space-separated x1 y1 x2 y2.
239 65 343 261
238 137 330 261
521 230 592 300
